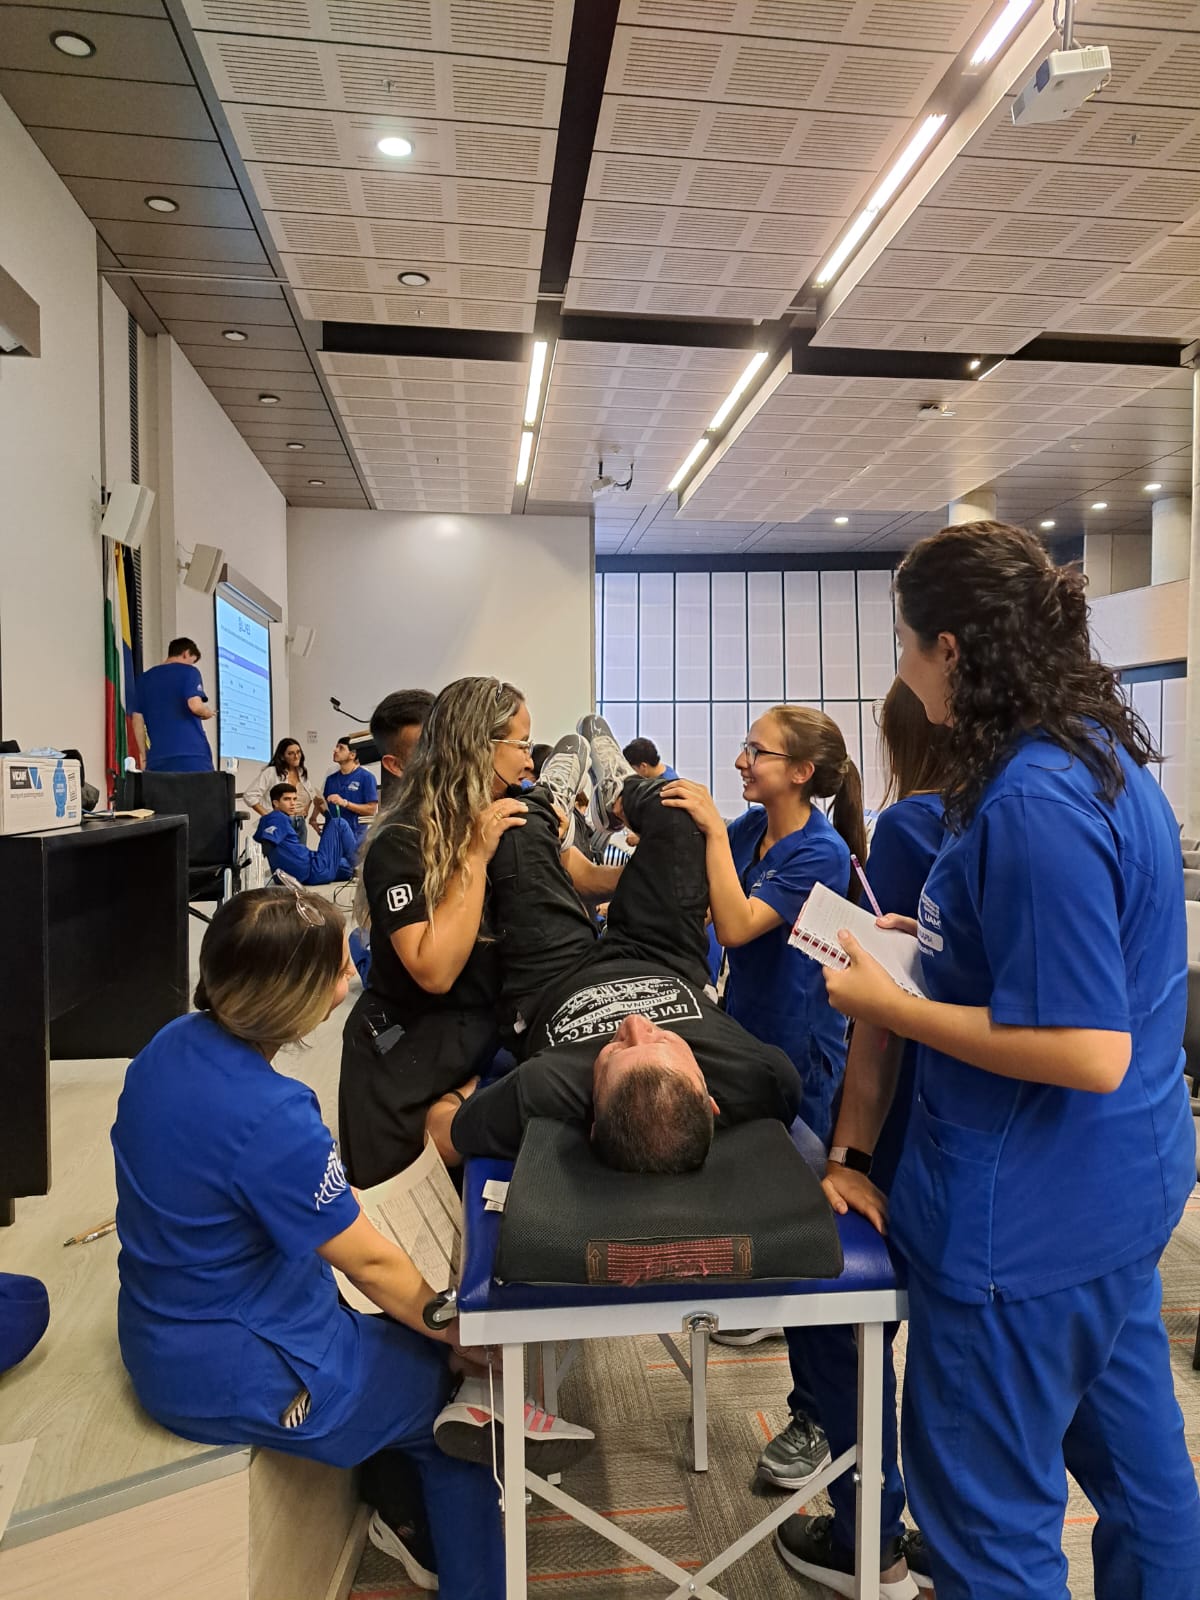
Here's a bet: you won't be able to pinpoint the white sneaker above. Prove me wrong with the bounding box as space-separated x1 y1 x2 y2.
367 1509 438 1591
539 733 591 846
434 1375 595 1474
711 1327 785 1346
577 714 634 828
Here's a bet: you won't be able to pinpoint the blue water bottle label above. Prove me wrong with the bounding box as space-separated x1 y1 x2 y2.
53 758 68 817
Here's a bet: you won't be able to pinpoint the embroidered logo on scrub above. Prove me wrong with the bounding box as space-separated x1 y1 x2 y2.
918 890 945 953
387 883 413 912
545 976 703 1046
314 1144 348 1210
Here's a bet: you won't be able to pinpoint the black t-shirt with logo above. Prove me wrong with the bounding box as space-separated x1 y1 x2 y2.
451 957 802 1159
362 811 500 1020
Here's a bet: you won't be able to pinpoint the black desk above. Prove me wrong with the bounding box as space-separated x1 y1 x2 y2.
0 816 188 1224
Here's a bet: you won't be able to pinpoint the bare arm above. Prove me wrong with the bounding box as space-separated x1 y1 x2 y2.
820 1025 903 1233
317 1210 446 1336
660 780 781 947
562 846 623 902
424 1077 480 1167
187 695 216 721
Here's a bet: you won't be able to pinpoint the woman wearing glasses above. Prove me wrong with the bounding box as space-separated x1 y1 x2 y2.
339 677 532 1191
111 889 505 1598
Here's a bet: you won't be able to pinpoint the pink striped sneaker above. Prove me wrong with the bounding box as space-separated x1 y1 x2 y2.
433 1376 595 1473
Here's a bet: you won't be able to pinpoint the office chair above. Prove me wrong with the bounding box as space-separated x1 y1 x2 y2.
118 770 249 924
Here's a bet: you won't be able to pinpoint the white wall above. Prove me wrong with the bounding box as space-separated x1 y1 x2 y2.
153 337 289 770
287 510 593 764
0 94 103 775
1089 579 1188 670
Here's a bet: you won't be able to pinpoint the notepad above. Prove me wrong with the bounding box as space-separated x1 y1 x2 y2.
788 881 928 999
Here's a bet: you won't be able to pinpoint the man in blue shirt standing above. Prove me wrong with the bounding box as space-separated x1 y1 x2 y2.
323 739 379 849
622 737 678 783
137 637 215 772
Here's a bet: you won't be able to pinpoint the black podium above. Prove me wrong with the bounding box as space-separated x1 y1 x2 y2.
0 815 189 1224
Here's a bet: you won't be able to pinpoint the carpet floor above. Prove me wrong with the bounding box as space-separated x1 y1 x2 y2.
350 1184 1200 1599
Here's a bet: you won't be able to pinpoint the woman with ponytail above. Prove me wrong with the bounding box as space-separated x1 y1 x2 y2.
819 521 1200 1600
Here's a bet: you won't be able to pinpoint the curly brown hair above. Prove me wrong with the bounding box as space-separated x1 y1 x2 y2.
893 521 1158 831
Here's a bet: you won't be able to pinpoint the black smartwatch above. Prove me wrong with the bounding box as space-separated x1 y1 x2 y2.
828 1145 873 1176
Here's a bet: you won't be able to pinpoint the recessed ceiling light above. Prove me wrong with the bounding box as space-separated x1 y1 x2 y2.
51 30 96 58
1144 481 1163 491
397 270 429 287
222 329 248 342
307 478 325 486
1039 519 1056 529
286 441 305 450
1091 501 1108 511
834 515 850 525
376 135 413 159
258 393 280 405
968 357 981 371
144 195 179 213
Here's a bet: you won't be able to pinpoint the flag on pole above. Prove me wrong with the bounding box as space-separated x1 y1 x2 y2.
103 539 140 796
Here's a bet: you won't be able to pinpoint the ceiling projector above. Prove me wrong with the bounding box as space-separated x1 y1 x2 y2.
590 458 634 500
1012 45 1111 125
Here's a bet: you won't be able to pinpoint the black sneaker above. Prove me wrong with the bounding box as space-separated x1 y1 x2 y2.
711 1327 784 1346
367 1509 438 1591
776 1513 917 1599
756 1412 832 1490
577 714 633 829
899 1527 934 1590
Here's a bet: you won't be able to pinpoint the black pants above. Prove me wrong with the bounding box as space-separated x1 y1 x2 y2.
490 776 712 1040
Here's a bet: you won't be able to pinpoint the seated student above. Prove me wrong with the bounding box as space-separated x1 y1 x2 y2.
429 722 806 1172
623 736 678 782
323 737 379 849
110 889 506 1598
254 783 358 886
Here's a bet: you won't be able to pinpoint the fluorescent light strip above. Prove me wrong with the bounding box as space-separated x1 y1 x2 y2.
970 0 1036 66
524 339 548 426
515 429 534 486
814 113 946 287
707 351 768 431
974 357 1007 381
668 438 710 492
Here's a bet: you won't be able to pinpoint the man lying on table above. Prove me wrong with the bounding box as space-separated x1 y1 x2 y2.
425 720 810 1173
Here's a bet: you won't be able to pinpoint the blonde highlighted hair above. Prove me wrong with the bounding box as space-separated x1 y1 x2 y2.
357 675 526 929
194 888 345 1053
765 704 867 898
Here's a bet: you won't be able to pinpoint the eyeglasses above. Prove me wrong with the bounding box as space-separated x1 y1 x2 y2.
292 888 323 927
492 737 534 752
741 740 791 766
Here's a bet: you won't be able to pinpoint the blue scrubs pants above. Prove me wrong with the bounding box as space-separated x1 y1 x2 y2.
146 750 213 773
150 1313 503 1600
903 1251 1200 1600
296 815 358 885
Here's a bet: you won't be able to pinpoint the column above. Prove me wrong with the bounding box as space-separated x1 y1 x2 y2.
947 487 996 525
1151 494 1191 584
1184 368 1200 837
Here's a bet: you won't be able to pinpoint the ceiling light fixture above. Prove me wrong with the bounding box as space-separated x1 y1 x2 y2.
258 393 280 405
969 0 1037 66
973 356 1007 381
668 439 710 493
968 357 982 371
307 478 325 486
1040 519 1056 529
1091 501 1108 510
524 339 549 426
707 351 768 431
814 113 947 287
51 30 96 57
286 441 305 451
376 135 413 159
515 429 534 486
222 329 248 341
397 270 429 287
834 515 850 525
1144 481 1163 491
144 195 179 213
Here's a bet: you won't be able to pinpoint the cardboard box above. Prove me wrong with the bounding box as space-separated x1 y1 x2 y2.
0 755 82 834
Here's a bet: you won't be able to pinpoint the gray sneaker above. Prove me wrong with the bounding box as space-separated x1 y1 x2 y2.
539 734 590 848
757 1412 832 1491
577 714 633 828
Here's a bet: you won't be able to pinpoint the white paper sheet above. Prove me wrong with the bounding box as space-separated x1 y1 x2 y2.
789 881 928 998
333 1141 462 1315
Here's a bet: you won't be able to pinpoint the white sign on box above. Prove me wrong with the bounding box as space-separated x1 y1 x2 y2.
0 756 82 835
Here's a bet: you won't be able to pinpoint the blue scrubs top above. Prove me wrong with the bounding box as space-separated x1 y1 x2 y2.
254 809 311 879
139 662 211 771
864 791 946 1190
323 766 379 846
891 733 1196 1305
723 805 851 1137
111 1013 360 1424
662 764 679 782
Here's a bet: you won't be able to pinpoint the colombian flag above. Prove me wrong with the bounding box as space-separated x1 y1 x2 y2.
103 539 140 797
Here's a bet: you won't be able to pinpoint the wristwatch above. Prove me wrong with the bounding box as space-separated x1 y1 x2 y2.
828 1145 873 1176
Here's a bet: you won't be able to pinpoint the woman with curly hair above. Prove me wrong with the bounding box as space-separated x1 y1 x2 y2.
819 522 1200 1600
338 677 531 1189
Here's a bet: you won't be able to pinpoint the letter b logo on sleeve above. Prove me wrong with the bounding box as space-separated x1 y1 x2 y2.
387 883 413 913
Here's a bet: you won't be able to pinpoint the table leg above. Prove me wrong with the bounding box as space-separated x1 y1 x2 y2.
542 1342 561 1487
689 1321 709 1473
502 1342 528 1599
855 1321 883 1600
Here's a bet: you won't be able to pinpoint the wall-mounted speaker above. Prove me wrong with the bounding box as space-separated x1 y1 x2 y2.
288 624 317 658
182 542 225 594
100 482 155 550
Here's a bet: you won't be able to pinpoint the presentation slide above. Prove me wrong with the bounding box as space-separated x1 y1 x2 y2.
215 591 272 763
